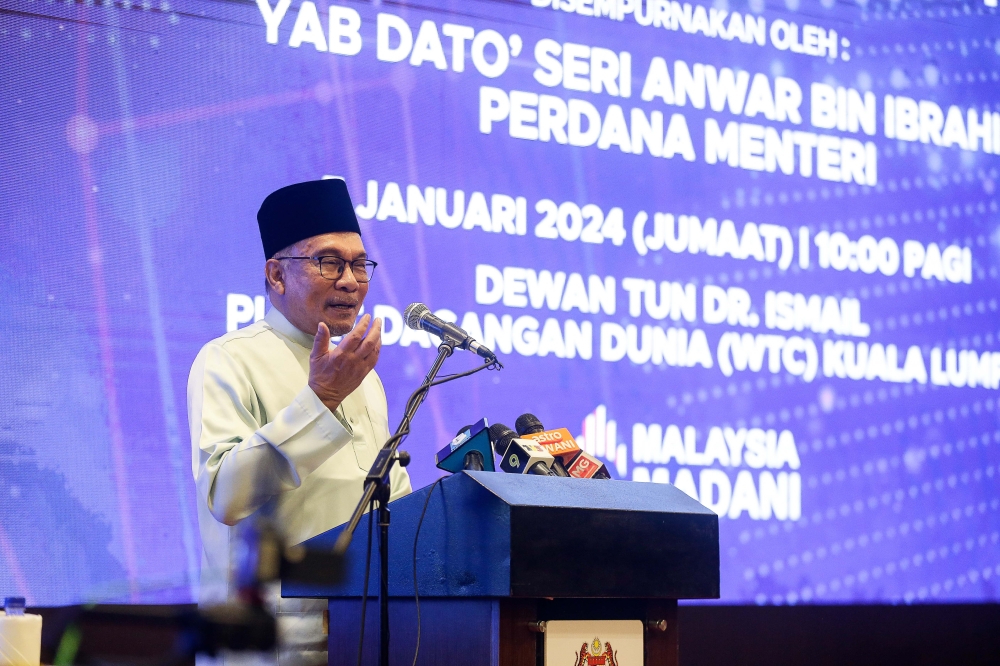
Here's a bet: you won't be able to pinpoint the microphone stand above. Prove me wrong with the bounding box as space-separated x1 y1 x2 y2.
333 340 456 666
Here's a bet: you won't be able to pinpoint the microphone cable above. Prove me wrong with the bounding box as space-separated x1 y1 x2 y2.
377 356 501 459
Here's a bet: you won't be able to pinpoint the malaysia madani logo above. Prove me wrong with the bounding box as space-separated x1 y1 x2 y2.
573 636 618 666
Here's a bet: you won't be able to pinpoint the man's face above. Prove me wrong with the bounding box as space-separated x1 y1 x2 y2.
266 232 369 336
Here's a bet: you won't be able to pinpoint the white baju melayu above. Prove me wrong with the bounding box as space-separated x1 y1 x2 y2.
188 307 411 665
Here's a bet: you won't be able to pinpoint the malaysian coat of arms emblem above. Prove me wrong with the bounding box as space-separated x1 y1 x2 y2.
573 636 619 666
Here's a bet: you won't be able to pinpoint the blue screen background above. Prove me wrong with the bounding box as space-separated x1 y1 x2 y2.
1 0 998 606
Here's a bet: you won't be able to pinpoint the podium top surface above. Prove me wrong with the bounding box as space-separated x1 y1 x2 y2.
467 470 716 513
283 471 720 601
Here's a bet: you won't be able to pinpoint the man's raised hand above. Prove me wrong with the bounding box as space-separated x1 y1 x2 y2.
308 314 382 414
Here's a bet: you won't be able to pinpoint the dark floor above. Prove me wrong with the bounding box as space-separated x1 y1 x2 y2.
33 602 1000 665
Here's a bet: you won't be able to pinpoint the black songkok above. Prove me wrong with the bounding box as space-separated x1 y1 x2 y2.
257 179 361 259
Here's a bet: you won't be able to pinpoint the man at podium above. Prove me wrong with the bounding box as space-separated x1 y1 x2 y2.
187 179 411 665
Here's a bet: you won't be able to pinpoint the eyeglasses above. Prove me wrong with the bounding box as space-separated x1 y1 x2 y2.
275 256 377 283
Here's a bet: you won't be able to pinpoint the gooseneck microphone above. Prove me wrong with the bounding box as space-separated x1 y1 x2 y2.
403 303 498 361
488 423 556 476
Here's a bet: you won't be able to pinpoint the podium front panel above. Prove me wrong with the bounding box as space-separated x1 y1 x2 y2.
283 471 719 601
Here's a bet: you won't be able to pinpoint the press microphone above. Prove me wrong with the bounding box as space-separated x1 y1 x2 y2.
403 303 498 361
514 414 571 477
514 413 610 479
435 418 495 473
488 423 516 458
488 424 556 476
565 451 612 479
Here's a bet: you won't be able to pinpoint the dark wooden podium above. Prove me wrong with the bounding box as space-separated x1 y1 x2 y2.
282 471 719 665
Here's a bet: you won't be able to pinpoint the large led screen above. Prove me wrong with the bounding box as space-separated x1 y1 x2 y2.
2 0 999 606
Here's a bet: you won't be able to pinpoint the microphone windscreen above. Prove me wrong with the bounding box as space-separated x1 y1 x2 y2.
488 423 517 456
514 413 544 436
456 424 474 437
403 303 429 329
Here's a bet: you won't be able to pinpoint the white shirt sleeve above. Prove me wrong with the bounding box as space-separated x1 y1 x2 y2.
188 341 352 526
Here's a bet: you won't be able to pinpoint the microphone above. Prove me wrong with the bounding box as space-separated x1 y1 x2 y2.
435 418 495 473
488 424 556 476
514 413 571 477
488 423 516 458
514 413 610 479
565 451 612 479
403 303 498 361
